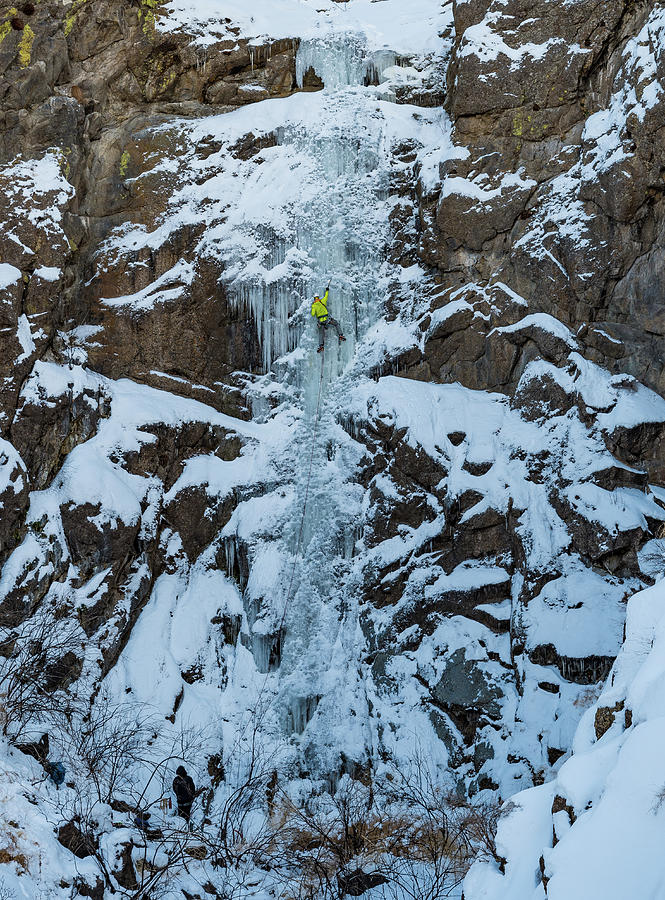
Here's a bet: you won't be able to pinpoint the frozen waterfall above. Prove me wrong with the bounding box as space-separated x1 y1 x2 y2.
221 31 406 767
224 33 394 400
296 33 398 90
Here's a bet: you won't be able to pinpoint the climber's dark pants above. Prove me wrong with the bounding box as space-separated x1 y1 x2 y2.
317 317 343 345
177 801 193 823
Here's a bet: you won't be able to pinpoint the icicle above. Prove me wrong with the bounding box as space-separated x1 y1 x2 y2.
363 50 397 86
224 535 236 580
252 634 271 674
196 47 208 73
284 695 321 734
296 37 400 91
296 33 368 90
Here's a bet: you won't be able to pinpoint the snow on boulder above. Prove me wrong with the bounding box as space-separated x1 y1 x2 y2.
465 576 665 900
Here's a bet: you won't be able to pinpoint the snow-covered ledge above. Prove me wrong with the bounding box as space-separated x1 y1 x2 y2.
465 574 665 900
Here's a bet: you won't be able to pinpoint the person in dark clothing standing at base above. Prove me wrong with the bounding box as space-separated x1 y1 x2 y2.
173 765 196 827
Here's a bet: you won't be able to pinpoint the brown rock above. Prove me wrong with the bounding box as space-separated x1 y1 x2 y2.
60 500 140 581
551 794 575 825
164 485 235 561
594 700 624 741
58 821 97 860
0 452 29 567
11 385 111 490
113 840 138 890
530 644 614 686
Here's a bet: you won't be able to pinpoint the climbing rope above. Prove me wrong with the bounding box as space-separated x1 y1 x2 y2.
275 349 326 643
233 349 327 749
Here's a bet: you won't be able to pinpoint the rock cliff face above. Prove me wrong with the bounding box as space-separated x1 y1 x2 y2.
1 0 665 895
422 0 665 401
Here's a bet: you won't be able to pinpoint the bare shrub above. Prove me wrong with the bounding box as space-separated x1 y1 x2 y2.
0 610 83 740
0 877 16 900
50 703 218 898
62 691 162 806
32 700 504 900
653 784 665 814
264 754 504 900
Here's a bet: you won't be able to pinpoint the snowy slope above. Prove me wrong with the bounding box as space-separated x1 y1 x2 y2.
465 575 665 900
158 0 449 54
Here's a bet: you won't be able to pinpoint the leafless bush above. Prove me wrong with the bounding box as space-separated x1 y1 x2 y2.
137 738 503 900
269 779 380 899
187 731 286 879
49 702 219 898
264 753 503 900
61 691 162 806
653 784 665 814
121 730 289 900
0 610 83 739
452 796 506 867
38 699 503 900
126 831 197 900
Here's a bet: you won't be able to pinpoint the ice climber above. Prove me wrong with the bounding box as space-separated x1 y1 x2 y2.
311 283 346 352
173 765 196 827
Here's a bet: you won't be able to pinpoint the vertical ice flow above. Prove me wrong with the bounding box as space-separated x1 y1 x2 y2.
296 34 398 91
225 32 397 762
274 35 393 758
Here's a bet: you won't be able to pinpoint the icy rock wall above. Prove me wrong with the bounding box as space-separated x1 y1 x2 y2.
5 4 665 897
220 35 399 768
464 575 665 900
225 34 391 401
50 0 665 797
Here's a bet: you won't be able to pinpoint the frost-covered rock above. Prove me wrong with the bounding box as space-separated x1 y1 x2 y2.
2 0 665 894
465 575 665 900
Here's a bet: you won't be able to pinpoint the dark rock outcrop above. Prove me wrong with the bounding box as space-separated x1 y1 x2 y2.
58 820 98 859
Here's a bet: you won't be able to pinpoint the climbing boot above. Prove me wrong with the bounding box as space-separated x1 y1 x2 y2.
339 335 346 343
317 345 324 353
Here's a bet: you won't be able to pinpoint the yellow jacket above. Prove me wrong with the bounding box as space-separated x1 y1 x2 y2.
311 289 329 322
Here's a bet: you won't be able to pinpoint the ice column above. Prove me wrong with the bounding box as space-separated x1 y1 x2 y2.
223 29 396 759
